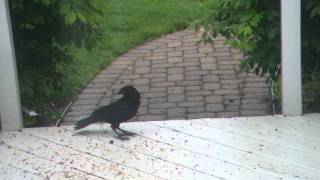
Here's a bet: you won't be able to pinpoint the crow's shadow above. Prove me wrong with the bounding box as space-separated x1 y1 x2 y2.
73 129 108 136
73 129 136 141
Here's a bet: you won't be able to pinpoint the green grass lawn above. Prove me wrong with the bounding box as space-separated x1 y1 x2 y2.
61 0 217 98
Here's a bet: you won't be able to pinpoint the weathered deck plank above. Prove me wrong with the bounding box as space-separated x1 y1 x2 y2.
121 121 319 180
278 113 320 128
1 131 161 180
234 116 320 141
63 125 277 180
0 144 101 179
150 120 320 169
22 127 216 180
1 114 319 179
0 160 41 180
193 118 320 154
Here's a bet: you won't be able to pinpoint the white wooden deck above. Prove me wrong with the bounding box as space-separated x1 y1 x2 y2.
1 114 319 180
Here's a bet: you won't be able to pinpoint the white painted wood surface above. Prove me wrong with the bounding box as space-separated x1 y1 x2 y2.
0 160 41 180
0 0 23 131
0 115 319 179
149 121 320 170
281 0 302 116
192 117 320 154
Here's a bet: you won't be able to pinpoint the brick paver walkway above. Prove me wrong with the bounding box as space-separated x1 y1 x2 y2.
62 30 271 125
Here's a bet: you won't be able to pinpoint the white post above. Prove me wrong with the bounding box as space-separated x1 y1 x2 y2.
0 0 23 131
281 0 302 116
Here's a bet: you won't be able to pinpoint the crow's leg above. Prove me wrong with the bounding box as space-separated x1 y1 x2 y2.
111 124 129 140
117 127 137 136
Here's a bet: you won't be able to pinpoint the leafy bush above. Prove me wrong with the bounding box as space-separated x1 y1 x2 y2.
196 0 320 112
302 0 320 112
195 0 320 80
303 1 320 75
303 71 320 112
9 0 105 125
273 71 320 113
195 0 280 80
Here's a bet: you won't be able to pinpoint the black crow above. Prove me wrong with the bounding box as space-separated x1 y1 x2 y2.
74 86 140 140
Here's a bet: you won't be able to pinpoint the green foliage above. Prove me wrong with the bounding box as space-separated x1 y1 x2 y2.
9 0 105 123
274 70 320 113
195 0 320 81
303 1 320 75
196 0 320 112
9 0 215 125
303 71 320 112
194 0 281 80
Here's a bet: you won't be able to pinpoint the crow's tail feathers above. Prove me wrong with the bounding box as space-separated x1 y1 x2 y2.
74 116 93 130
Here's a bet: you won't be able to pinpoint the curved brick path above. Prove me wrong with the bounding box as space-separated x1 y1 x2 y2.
63 30 271 125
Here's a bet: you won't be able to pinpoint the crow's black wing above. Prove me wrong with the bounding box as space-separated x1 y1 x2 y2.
92 98 136 124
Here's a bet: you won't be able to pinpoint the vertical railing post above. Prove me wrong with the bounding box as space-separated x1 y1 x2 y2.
281 0 302 116
0 0 23 131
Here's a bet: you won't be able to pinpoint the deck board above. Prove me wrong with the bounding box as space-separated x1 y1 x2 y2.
1 131 159 180
278 113 320 128
235 116 320 141
0 144 101 179
123 121 319 180
63 126 277 180
192 118 320 154
0 160 41 180
1 114 320 179
23 127 213 180
149 120 320 170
